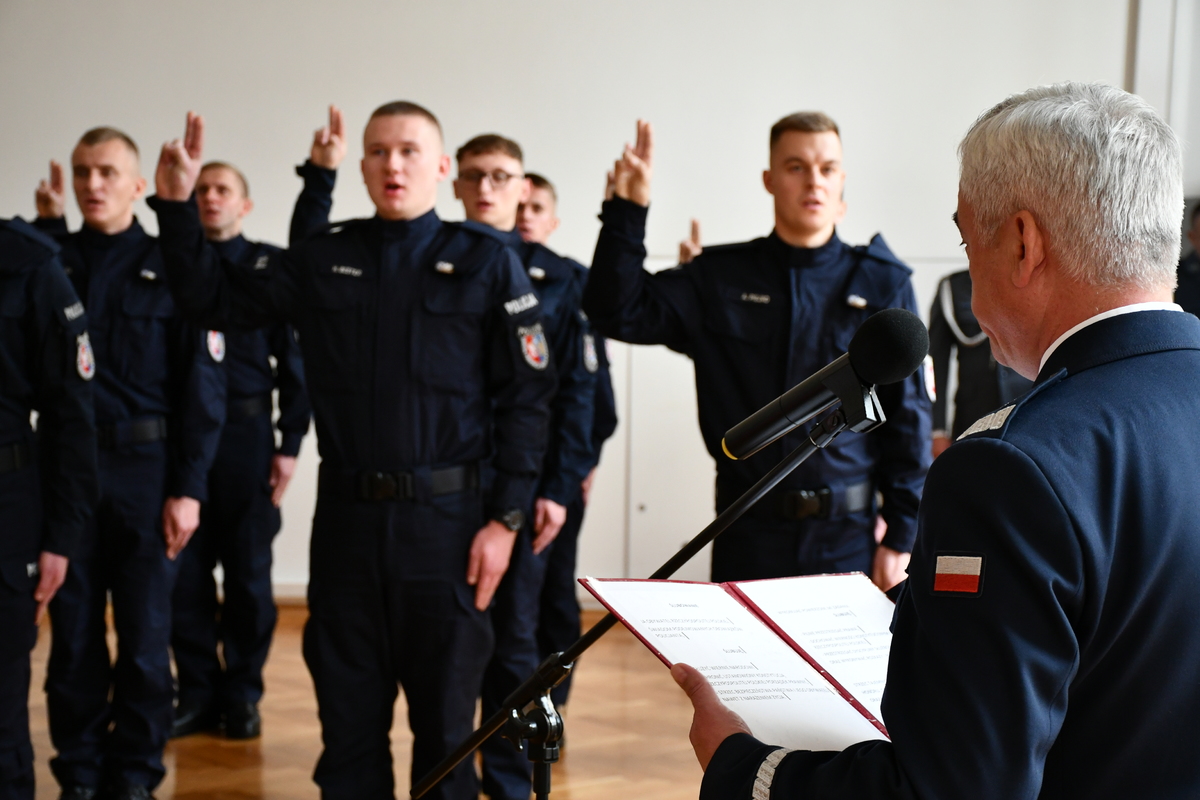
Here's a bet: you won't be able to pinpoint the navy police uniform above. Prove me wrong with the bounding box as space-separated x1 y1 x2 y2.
928 270 1032 439
1174 249 1200 316
537 260 618 711
467 226 596 800
149 177 555 800
34 216 226 794
583 198 931 581
170 234 311 731
700 308 1200 800
0 219 97 800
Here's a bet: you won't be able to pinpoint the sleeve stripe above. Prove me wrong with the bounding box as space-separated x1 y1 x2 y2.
752 747 793 800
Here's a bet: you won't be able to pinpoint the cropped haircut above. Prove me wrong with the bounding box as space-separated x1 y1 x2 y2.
959 82 1183 290
368 100 443 141
527 172 556 201
200 161 250 197
77 126 140 158
770 112 839 149
455 134 523 165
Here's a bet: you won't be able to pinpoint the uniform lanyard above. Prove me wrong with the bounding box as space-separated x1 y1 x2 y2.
940 278 988 348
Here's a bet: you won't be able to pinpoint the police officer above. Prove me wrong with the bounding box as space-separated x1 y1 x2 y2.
449 137 596 800
928 269 1032 457
1174 204 1200 315
169 160 312 740
32 127 226 800
149 105 555 800
516 173 619 716
0 217 97 800
675 81 1200 800
583 117 931 590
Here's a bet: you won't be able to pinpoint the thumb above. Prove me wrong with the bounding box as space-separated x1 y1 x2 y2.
671 662 713 700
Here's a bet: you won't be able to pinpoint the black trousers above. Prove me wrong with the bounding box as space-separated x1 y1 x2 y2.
536 493 587 709
303 479 492 800
710 508 877 583
47 444 176 791
172 412 281 708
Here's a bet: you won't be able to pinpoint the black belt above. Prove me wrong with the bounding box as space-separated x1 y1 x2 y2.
319 463 479 502
0 441 31 474
719 478 873 521
228 394 271 422
97 417 168 450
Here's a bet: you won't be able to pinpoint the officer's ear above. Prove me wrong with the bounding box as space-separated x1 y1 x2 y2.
762 169 774 196
241 197 254 218
436 153 452 182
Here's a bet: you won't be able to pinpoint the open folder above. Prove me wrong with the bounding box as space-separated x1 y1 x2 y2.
580 573 894 751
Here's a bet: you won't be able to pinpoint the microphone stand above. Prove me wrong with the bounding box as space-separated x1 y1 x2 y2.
412 383 886 800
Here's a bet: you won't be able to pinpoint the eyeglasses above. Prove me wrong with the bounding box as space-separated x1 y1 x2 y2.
457 169 523 188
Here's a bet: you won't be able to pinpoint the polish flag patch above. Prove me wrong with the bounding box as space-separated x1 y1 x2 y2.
933 554 984 595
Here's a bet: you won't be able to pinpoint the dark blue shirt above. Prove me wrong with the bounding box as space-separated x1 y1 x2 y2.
583 198 931 552
0 217 97 558
211 235 311 457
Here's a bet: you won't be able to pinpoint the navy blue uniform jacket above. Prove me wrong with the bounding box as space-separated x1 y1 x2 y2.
583 198 930 551
703 309 1200 800
0 218 97 561
150 196 554 517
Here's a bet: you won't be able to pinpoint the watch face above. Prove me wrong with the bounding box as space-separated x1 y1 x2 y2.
499 509 525 531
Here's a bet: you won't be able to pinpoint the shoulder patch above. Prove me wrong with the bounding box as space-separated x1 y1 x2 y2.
504 292 539 316
518 323 550 370
933 553 984 595
957 405 1015 440
76 332 95 381
63 301 85 322
206 330 226 363
583 333 599 373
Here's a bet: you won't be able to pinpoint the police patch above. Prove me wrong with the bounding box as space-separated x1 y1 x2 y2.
583 333 599 374
207 330 226 363
505 292 539 316
518 323 550 370
76 332 95 381
64 301 85 322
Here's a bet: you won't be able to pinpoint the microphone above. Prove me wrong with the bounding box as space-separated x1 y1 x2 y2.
721 308 929 460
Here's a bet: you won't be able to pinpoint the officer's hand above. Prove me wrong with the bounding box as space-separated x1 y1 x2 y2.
162 496 202 560
34 551 69 625
269 454 298 507
612 120 653 207
35 160 66 219
872 544 910 592
531 498 567 555
155 111 205 202
467 520 518 610
603 169 616 202
931 435 952 458
580 467 597 505
671 662 752 771
679 218 702 264
310 104 347 170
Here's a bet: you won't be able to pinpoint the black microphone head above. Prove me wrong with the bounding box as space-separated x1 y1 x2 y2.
848 308 929 385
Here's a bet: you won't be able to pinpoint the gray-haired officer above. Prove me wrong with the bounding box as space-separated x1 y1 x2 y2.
169 159 312 741
584 115 931 591
33 126 226 800
0 217 98 800
149 105 555 800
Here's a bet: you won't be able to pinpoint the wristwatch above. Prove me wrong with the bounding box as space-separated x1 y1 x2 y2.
494 508 525 532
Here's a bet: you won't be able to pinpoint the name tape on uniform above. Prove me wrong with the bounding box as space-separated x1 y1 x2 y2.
331 265 362 277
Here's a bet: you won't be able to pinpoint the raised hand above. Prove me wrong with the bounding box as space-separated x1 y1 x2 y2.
155 111 205 201
679 218 702 264
612 119 653 207
310 104 347 170
35 160 65 219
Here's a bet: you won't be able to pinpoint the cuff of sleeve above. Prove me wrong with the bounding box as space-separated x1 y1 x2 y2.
489 473 538 518
277 433 304 458
296 160 337 190
40 521 83 561
599 197 649 241
880 522 916 553
699 733 780 800
34 216 69 237
170 471 209 504
147 194 204 243
537 477 581 508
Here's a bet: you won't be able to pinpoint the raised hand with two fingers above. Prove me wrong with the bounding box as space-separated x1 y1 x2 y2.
311 104 347 170
611 119 653 207
35 160 66 219
155 111 205 201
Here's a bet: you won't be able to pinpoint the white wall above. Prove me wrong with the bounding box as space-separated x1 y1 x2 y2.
0 0 1135 595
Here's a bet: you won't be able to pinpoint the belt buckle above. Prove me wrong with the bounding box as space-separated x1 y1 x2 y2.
360 471 396 501
788 487 832 520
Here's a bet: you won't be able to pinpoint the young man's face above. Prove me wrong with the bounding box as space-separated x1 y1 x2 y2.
71 139 145 234
196 166 252 241
517 186 559 244
453 151 529 231
360 113 450 220
763 130 845 245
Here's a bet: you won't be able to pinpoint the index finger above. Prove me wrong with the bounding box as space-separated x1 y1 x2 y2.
690 218 701 245
636 120 654 164
185 112 205 159
50 160 64 191
330 104 345 139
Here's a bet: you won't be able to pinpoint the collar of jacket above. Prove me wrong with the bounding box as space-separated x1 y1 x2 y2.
767 228 845 270
374 208 441 241
76 217 147 250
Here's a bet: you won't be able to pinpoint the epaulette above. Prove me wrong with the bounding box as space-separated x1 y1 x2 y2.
309 217 372 239
955 371 1063 442
3 217 61 255
854 233 911 274
457 219 512 245
0 217 61 275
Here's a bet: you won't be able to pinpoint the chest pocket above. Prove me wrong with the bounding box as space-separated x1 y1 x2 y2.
0 279 29 397
705 288 780 343
119 281 175 386
303 271 367 394
418 280 488 394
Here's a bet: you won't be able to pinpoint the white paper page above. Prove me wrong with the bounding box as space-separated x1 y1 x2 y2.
735 574 895 721
583 578 886 750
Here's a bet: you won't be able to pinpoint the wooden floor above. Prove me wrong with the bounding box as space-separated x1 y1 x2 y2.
28 608 703 799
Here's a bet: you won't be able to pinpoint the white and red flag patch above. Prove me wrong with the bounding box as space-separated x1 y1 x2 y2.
933 554 984 594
